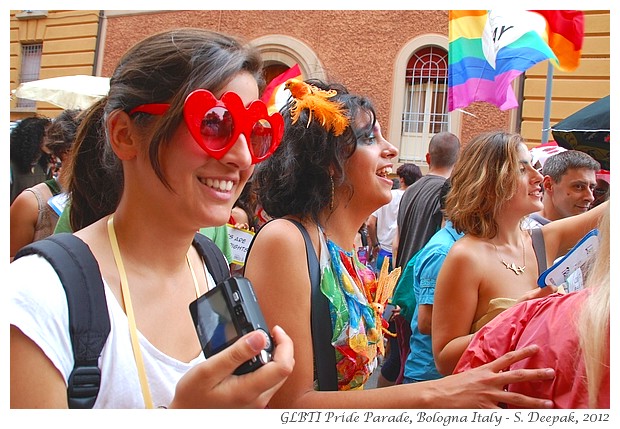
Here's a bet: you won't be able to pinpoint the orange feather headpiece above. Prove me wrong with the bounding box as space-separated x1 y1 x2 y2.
284 79 349 136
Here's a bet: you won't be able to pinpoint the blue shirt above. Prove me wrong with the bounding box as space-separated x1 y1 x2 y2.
403 221 463 381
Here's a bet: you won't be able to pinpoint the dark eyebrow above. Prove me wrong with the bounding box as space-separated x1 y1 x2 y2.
571 179 597 186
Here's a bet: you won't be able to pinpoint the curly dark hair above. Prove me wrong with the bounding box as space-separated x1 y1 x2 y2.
10 116 51 173
253 79 376 225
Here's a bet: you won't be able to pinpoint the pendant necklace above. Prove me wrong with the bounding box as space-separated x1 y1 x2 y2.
492 233 526 275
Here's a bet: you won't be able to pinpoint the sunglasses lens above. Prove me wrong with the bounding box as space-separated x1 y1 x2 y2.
250 119 274 159
200 106 233 150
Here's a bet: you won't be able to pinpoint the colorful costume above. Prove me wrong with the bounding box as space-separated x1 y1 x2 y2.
317 228 399 390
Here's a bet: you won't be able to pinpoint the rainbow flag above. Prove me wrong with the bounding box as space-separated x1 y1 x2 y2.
448 10 558 111
531 10 584 72
260 64 302 115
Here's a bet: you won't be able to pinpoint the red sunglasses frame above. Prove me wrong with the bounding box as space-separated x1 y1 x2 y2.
129 89 284 164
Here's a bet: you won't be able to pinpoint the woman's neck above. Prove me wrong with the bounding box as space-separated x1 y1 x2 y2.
318 207 366 252
109 205 197 272
491 221 526 247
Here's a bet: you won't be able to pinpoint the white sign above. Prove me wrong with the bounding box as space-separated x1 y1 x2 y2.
227 224 255 266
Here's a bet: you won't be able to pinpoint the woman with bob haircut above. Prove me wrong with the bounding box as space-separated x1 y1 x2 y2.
432 131 608 376
454 203 610 408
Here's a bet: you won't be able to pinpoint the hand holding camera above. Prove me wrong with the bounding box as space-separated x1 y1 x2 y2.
189 276 274 374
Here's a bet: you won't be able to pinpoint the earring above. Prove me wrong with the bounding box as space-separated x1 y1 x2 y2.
330 175 335 211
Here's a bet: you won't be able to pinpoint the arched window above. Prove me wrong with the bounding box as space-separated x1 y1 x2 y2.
400 46 448 162
251 34 326 86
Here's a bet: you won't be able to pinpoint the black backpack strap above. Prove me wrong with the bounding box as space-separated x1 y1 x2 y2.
530 227 548 276
14 233 110 409
285 219 338 391
193 232 231 284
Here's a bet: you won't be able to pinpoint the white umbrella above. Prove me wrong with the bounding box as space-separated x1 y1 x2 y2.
13 75 110 110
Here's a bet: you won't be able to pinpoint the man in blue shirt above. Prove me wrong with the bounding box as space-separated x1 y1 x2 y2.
401 181 464 383
402 220 463 382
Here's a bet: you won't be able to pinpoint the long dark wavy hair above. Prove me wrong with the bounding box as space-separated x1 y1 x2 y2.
10 116 51 173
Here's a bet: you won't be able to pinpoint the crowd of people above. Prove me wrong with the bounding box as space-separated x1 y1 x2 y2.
9 27 610 409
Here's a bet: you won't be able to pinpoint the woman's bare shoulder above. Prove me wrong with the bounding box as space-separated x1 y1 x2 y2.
246 218 313 275
447 235 489 258
252 218 307 247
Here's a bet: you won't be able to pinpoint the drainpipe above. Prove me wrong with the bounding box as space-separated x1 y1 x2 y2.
92 10 104 76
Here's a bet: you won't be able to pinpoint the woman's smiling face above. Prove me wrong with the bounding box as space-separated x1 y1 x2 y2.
504 143 545 216
343 118 398 214
159 72 259 228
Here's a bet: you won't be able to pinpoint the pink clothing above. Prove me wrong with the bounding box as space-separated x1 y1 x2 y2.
454 291 609 408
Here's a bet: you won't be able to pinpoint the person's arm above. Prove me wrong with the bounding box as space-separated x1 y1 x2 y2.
10 326 68 408
367 214 380 265
432 240 480 375
367 214 379 248
245 221 555 408
9 191 39 261
541 200 609 262
244 219 319 408
418 304 433 335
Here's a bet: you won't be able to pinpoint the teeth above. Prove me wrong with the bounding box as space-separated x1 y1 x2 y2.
203 178 234 192
377 167 392 177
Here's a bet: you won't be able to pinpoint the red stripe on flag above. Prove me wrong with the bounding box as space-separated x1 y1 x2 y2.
531 10 584 71
532 10 584 49
260 64 302 106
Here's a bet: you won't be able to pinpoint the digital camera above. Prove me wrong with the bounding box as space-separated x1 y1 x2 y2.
189 276 273 374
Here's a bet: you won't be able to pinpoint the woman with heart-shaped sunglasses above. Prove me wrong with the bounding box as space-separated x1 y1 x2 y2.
10 28 294 409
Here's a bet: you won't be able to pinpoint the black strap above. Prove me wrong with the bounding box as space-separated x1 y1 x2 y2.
14 232 230 408
193 232 231 284
285 219 338 391
14 233 110 409
530 228 548 276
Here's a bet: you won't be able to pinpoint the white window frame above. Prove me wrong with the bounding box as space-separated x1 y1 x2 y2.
389 35 461 169
402 47 449 150
17 43 43 109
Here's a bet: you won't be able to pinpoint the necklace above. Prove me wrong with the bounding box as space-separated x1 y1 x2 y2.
492 233 526 275
107 215 200 408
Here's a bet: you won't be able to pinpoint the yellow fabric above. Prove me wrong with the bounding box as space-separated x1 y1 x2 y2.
470 297 517 334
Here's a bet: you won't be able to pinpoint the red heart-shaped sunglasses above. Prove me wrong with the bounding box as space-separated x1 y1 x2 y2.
129 89 284 164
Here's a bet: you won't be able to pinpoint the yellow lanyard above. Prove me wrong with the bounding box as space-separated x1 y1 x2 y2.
107 215 201 408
